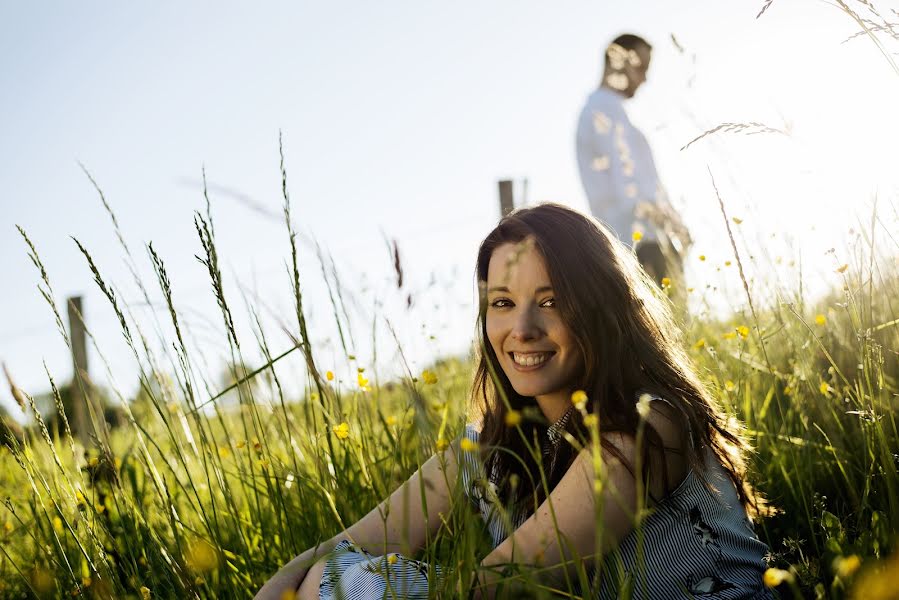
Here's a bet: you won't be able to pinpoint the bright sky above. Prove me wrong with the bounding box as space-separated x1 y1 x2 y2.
2 1 897 419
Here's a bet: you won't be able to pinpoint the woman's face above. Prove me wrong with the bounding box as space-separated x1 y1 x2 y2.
485 241 583 409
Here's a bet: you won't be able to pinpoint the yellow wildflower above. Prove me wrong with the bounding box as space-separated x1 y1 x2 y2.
421 370 438 385
357 372 370 391
326 370 334 381
762 567 792 588
851 550 899 598
815 314 826 326
736 325 750 339
571 390 588 411
460 437 479 453
186 538 218 572
820 382 831 396
333 422 350 440
834 554 861 579
504 410 522 427
694 338 706 349
435 438 449 452
631 230 643 242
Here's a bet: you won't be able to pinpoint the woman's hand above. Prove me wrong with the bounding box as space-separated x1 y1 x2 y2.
295 559 327 599
253 549 314 600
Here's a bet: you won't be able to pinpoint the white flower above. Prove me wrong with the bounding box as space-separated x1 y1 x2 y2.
636 394 652 420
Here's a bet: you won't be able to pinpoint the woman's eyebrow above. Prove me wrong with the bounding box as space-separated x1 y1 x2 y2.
486 285 554 294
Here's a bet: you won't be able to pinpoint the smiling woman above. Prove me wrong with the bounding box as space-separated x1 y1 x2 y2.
255 203 774 599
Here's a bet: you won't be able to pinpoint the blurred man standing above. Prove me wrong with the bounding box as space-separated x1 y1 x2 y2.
576 34 689 285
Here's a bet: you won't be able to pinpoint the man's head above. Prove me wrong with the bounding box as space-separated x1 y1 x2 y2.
602 33 652 99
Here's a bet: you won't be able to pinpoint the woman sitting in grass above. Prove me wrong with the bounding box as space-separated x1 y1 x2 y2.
256 203 773 599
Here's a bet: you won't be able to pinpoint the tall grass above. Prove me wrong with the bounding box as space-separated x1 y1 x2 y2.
3 145 898 599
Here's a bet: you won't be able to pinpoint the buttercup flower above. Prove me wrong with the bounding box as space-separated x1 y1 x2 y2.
333 422 350 440
504 410 522 427
460 438 479 452
762 567 792 588
571 390 588 411
833 554 861 579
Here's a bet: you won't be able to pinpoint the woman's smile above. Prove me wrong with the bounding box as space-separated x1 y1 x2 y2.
508 351 556 370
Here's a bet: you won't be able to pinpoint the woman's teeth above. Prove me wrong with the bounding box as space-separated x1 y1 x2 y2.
511 352 552 367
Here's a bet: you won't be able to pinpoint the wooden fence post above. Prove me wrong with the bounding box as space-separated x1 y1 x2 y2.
67 296 91 444
498 180 514 218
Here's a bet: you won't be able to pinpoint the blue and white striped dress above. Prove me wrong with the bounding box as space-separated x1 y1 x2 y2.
320 406 775 599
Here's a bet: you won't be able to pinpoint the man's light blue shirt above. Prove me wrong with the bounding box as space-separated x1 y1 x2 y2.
576 86 666 246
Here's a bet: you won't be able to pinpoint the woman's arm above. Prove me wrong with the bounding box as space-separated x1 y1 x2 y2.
474 406 686 598
255 443 463 600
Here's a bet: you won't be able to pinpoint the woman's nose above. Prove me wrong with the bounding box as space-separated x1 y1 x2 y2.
510 307 542 342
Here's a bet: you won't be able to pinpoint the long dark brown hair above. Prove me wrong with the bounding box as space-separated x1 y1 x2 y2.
471 203 761 517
